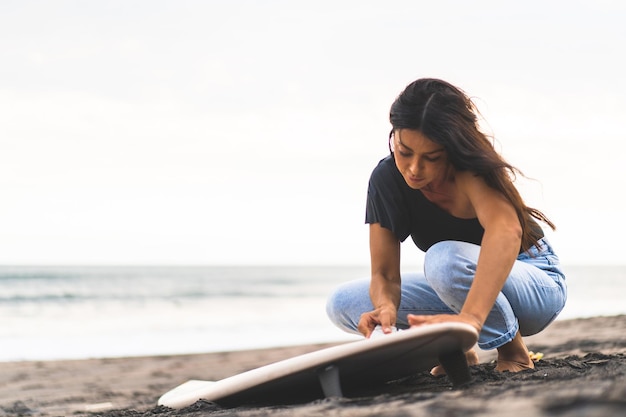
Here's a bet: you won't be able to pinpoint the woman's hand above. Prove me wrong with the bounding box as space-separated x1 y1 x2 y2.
357 306 397 338
407 312 483 334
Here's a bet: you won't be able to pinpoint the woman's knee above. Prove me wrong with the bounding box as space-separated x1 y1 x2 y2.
325 278 372 334
423 241 480 309
425 240 478 279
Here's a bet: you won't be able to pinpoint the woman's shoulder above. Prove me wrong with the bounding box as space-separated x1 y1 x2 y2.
370 154 398 178
453 170 486 192
373 154 394 168
369 155 407 190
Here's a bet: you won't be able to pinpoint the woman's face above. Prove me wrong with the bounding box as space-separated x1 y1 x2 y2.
392 129 449 190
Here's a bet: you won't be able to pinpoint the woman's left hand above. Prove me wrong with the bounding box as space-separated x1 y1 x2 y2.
407 312 483 334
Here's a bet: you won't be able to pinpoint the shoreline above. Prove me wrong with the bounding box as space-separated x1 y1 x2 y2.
1 315 624 417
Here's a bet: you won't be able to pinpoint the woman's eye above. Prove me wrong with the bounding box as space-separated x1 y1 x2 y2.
398 151 412 157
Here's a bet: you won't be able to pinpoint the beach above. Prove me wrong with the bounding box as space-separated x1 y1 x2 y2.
1 315 624 417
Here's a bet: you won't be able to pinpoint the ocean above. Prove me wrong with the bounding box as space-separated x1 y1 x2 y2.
1 264 624 362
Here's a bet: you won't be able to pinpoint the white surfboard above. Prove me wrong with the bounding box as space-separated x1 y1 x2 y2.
158 322 478 409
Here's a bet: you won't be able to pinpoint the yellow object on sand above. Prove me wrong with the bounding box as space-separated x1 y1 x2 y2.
529 351 544 362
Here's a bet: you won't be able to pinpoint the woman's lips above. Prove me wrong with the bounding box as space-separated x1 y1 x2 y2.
407 176 424 187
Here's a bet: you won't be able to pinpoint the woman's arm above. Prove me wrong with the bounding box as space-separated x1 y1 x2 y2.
460 172 522 328
357 223 402 337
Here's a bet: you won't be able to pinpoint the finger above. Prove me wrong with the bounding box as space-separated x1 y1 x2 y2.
357 315 376 338
408 314 433 326
357 321 370 338
378 312 395 333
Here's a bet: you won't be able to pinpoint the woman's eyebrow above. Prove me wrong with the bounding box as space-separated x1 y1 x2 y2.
397 136 412 151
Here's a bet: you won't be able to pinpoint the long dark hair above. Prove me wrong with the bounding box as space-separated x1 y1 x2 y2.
389 78 555 251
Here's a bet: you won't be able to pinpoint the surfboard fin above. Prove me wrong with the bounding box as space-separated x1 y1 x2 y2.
438 350 472 387
317 365 343 398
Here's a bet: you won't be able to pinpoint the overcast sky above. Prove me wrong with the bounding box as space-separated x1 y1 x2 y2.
1 0 624 266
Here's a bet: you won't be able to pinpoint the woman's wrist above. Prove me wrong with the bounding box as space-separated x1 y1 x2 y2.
459 311 484 333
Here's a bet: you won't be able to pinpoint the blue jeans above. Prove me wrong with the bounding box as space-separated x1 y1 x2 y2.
326 238 567 350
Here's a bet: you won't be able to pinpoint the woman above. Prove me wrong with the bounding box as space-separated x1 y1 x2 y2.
326 78 567 373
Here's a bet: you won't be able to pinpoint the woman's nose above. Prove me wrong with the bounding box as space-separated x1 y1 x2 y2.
408 158 421 175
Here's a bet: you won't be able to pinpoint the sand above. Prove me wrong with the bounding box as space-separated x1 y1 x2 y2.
1 315 624 417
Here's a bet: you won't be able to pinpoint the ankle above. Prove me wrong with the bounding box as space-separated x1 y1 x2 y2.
496 333 532 364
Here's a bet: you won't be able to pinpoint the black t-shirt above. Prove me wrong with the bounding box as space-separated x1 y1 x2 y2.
365 155 486 252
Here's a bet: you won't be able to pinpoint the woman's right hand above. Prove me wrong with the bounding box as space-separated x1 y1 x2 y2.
357 306 397 338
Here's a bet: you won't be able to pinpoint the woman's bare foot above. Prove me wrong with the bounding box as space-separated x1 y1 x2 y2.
430 348 480 376
495 331 534 372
